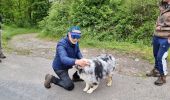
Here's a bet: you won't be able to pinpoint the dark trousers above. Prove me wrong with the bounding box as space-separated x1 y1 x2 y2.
0 29 2 54
51 69 79 91
153 36 169 75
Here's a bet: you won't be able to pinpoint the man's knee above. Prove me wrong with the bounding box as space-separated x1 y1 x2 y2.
64 82 74 91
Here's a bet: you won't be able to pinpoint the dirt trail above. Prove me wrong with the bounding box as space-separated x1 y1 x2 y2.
8 33 154 77
1 33 170 100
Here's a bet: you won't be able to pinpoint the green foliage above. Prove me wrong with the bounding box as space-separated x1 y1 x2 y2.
39 1 70 37
29 1 49 25
39 0 159 45
0 0 50 27
0 0 15 24
2 25 40 48
111 0 158 42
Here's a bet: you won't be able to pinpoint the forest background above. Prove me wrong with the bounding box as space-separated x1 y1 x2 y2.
0 0 160 61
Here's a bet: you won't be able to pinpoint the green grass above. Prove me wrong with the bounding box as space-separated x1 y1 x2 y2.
80 39 154 63
80 39 170 64
38 32 155 63
3 25 170 64
2 25 40 48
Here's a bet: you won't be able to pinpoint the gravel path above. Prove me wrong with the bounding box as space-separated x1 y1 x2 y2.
8 33 155 77
0 33 169 100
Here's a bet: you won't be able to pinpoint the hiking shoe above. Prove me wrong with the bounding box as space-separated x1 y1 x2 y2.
146 68 160 77
44 74 53 89
154 75 166 86
0 53 6 59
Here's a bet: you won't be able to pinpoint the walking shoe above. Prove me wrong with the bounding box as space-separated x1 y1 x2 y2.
44 74 53 89
146 68 160 77
154 75 166 86
0 53 6 59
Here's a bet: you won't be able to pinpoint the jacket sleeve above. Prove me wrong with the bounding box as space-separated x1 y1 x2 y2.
164 15 170 26
76 43 83 59
77 47 83 59
57 45 76 66
159 12 170 30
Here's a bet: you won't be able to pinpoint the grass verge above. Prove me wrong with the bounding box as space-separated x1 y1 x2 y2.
80 39 154 63
3 26 167 64
2 25 40 49
38 32 155 63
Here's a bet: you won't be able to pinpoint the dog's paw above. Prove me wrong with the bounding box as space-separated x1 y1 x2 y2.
107 82 112 87
87 89 93 94
83 87 89 92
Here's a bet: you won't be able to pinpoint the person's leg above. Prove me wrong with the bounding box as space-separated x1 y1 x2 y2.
157 39 169 76
0 29 3 62
51 69 74 91
146 36 160 77
155 39 169 86
153 36 159 69
0 29 6 59
0 30 2 55
44 69 74 91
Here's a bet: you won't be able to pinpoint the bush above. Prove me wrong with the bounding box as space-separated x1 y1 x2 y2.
39 0 159 45
39 1 70 37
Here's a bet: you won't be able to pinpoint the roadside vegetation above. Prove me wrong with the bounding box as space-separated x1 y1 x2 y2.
2 25 39 49
2 25 154 63
1 0 168 63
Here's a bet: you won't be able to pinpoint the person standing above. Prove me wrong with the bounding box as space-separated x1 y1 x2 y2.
0 14 6 63
146 0 170 86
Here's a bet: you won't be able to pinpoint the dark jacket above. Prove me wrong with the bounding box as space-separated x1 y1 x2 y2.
52 36 83 70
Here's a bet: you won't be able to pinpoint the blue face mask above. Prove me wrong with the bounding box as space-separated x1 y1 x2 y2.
71 34 81 39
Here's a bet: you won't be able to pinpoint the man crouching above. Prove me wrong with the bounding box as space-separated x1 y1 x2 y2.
44 26 89 91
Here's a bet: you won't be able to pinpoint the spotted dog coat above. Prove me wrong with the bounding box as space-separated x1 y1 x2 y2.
74 54 116 93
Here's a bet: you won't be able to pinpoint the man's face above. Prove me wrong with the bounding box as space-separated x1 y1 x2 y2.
68 32 81 44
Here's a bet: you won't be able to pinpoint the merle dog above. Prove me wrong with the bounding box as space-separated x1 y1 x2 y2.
74 54 116 93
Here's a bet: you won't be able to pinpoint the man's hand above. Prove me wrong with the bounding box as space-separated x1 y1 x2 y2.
156 26 161 31
75 58 89 67
168 37 170 44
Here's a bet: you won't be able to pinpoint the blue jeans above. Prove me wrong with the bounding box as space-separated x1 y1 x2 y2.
153 36 169 75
